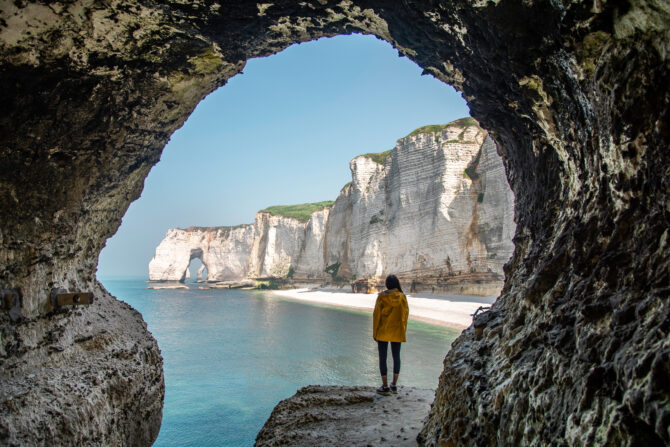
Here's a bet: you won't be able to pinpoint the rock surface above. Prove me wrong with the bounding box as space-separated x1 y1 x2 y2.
149 120 515 296
1 0 668 445
255 385 433 447
0 285 163 446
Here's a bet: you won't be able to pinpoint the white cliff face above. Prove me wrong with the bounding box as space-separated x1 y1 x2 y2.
148 225 255 281
294 208 331 279
470 136 516 272
247 213 306 278
383 126 497 275
149 119 515 293
323 120 515 285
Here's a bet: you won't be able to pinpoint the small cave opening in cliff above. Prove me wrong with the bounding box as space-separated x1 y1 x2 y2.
186 256 208 283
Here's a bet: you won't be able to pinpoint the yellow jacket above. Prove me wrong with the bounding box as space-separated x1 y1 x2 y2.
373 289 409 342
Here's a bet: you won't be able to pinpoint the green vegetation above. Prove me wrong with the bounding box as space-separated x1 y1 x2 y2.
489 253 497 259
477 193 485 203
168 47 224 88
518 75 550 104
464 167 480 180
451 117 478 128
325 261 341 280
360 149 393 165
256 280 279 290
405 117 479 138
406 124 449 137
369 215 383 225
577 31 610 76
190 47 225 76
260 201 335 222
286 266 295 279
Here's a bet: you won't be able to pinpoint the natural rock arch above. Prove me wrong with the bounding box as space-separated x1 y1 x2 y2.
0 1 668 445
185 251 208 283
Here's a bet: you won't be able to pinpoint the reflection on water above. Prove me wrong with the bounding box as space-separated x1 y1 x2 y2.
101 279 459 447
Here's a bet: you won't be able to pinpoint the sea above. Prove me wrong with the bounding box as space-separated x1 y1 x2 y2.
100 278 461 446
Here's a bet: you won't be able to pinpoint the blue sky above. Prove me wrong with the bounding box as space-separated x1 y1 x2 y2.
97 34 470 278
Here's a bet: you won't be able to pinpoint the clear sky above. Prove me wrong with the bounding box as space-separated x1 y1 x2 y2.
97 34 470 279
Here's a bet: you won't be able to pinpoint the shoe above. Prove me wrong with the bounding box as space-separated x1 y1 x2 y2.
376 385 391 396
390 384 398 394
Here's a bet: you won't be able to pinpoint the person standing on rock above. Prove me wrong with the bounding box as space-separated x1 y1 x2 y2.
373 274 409 396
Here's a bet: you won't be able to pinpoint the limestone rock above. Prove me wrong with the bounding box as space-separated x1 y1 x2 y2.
0 285 164 446
326 122 516 290
247 213 307 278
255 385 433 447
294 208 332 279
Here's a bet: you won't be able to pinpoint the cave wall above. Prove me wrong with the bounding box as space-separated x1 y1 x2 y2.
0 0 668 445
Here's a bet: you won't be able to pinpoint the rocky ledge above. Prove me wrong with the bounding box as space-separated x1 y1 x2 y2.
255 385 433 447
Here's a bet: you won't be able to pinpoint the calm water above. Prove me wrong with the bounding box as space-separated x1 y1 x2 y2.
100 278 460 446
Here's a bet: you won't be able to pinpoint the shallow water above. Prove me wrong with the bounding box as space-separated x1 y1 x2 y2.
101 279 460 446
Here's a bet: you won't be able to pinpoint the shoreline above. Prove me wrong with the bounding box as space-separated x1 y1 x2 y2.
271 288 496 330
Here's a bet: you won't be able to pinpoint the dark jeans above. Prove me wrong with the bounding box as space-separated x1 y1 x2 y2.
377 341 401 376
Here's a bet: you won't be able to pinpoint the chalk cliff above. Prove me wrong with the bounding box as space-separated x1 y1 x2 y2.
149 226 255 282
323 119 515 291
149 119 515 294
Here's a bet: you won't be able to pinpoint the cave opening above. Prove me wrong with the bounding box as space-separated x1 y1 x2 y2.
98 34 485 281
107 32 511 445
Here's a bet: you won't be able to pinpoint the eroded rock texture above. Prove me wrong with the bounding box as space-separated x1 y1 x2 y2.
1 0 668 445
255 385 434 446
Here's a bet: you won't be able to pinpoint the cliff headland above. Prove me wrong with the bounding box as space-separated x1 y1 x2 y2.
149 118 515 296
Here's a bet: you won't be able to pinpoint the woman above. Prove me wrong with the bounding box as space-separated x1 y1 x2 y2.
372 274 409 395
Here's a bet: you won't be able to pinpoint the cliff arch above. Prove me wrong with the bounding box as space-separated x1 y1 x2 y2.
184 249 206 283
0 1 668 445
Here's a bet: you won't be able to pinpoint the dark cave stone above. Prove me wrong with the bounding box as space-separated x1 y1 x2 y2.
0 0 668 445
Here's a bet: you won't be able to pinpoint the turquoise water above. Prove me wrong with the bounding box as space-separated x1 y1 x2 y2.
101 279 459 446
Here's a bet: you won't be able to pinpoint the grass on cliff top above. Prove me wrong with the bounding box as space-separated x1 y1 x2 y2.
405 117 479 138
360 149 393 165
259 201 335 222
180 224 248 232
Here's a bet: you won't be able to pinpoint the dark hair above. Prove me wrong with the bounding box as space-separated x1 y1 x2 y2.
385 274 403 293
